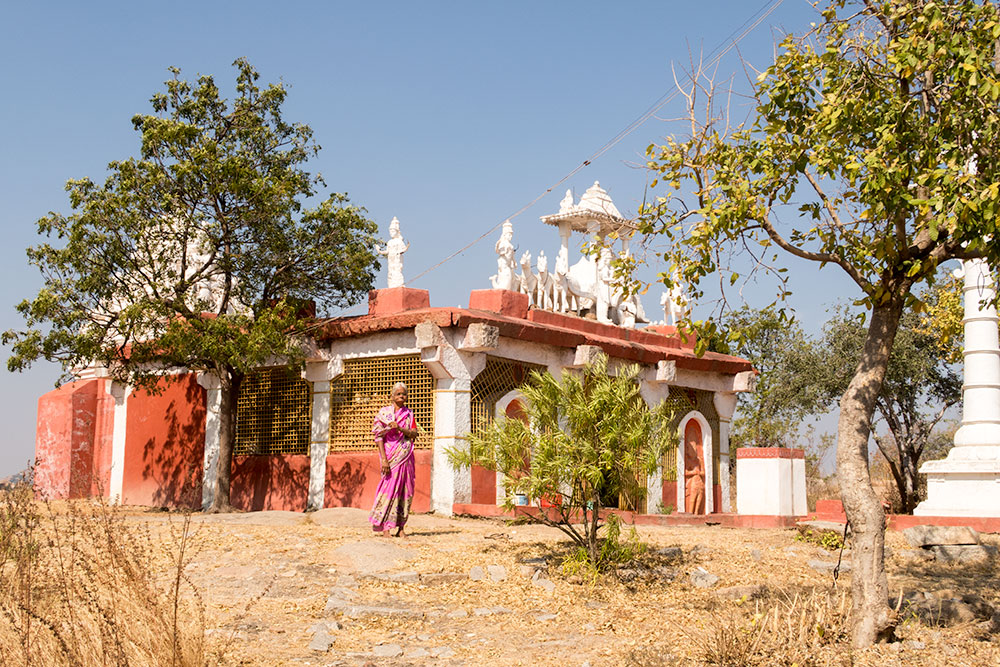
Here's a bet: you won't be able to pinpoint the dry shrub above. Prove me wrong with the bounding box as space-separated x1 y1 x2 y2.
0 482 205 666
697 587 852 666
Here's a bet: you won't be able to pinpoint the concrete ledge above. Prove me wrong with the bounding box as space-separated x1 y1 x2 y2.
368 287 430 315
468 289 529 318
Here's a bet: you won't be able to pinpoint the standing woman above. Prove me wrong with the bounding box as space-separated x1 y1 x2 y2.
369 382 419 537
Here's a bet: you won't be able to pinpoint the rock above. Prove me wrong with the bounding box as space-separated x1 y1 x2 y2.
903 525 980 548
654 566 678 582
373 643 403 658
416 632 432 641
715 585 766 601
797 520 848 534
783 545 805 556
535 613 558 622
430 647 457 658
308 621 341 633
469 566 485 581
308 629 335 652
331 541 416 574
323 587 358 612
585 601 605 609
750 549 763 562
342 604 422 619
420 572 466 585
657 547 683 560
689 567 719 588
689 544 710 557
472 607 511 616
520 565 537 577
362 571 420 583
807 559 851 573
532 577 556 594
487 564 507 582
447 608 469 618
520 557 547 566
903 640 926 650
406 647 431 658
336 574 358 587
897 548 934 565
617 568 642 583
911 595 995 627
929 544 997 564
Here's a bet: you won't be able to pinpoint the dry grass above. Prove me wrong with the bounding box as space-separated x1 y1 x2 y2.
0 482 206 666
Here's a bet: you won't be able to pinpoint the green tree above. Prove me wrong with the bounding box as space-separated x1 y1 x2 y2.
4 60 380 512
640 0 1000 645
817 308 961 513
721 306 825 449
448 355 674 566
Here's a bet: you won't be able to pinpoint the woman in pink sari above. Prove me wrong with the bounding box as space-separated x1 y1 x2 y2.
368 382 418 537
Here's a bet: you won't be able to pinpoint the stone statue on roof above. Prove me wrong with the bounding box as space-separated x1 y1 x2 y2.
377 217 409 288
491 220 517 291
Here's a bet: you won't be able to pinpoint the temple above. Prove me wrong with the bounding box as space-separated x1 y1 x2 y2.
33 183 758 517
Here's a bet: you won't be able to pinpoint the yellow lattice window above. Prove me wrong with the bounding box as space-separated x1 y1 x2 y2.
235 367 312 456
470 357 542 434
328 354 435 451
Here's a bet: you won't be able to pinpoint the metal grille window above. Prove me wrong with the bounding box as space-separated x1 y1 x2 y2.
234 367 312 456
659 388 721 483
328 354 435 451
470 357 540 434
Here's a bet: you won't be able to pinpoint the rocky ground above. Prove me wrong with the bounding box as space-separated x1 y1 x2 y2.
132 508 1000 666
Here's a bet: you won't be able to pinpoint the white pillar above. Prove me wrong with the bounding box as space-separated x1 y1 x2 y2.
197 372 222 511
702 417 714 515
302 357 343 511
916 259 1000 517
640 377 671 513
713 392 738 513
105 381 131 504
416 321 487 515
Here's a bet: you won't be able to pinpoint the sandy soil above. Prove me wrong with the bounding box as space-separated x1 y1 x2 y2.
130 508 1000 666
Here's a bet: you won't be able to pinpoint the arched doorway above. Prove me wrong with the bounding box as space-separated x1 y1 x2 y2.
684 419 706 514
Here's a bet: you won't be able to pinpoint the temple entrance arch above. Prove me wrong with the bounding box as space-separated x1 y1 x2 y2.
678 410 712 514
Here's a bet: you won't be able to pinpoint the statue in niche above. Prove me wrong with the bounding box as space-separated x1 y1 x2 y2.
376 217 409 288
491 220 517 291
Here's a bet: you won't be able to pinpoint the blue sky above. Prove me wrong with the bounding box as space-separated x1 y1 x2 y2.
0 0 859 477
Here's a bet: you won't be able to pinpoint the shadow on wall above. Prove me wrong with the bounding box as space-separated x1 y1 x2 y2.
230 453 310 512
128 375 205 509
326 458 368 507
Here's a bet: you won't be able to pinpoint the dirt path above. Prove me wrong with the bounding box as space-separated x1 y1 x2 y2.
132 509 1000 666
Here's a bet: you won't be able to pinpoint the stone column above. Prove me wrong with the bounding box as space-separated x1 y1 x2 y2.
416 321 493 515
916 259 1000 516
104 381 131 504
197 372 222 511
302 357 343 511
713 392 738 513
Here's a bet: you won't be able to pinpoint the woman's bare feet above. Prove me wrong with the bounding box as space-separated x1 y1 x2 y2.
394 527 406 538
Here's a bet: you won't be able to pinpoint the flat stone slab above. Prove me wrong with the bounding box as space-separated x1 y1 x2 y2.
372 643 403 658
689 567 719 588
929 544 997 564
903 525 980 548
194 510 306 526
309 507 370 527
797 520 848 533
808 559 852 573
331 540 416 574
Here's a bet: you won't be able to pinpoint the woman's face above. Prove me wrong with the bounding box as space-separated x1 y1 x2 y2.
391 386 407 407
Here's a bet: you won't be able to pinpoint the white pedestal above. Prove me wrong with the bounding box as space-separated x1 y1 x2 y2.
915 258 1000 517
736 448 806 516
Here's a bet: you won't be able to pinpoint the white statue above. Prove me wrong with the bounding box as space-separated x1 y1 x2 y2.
662 270 689 325
552 245 572 312
517 250 537 302
491 220 517 291
377 217 409 288
535 251 553 309
558 188 575 213
490 256 515 291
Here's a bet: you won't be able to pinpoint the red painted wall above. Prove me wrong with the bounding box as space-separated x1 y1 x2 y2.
325 450 432 512
122 374 205 508
471 465 496 505
35 379 114 500
662 481 678 513
231 454 310 511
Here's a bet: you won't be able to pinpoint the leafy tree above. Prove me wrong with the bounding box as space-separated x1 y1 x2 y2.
817 308 961 513
917 270 964 365
639 0 1000 645
448 355 674 566
4 60 380 512
721 306 825 449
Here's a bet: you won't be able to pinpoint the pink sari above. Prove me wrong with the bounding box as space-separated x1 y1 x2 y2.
368 405 416 532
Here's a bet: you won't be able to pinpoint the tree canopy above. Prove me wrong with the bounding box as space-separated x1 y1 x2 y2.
639 0 1000 646
4 59 381 511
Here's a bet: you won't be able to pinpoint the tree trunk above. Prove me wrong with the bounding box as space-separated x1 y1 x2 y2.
837 296 906 647
207 368 241 513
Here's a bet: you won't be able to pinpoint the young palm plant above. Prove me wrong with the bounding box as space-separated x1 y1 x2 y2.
449 355 675 566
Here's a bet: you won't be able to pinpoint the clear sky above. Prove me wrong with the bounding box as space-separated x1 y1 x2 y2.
0 0 854 477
